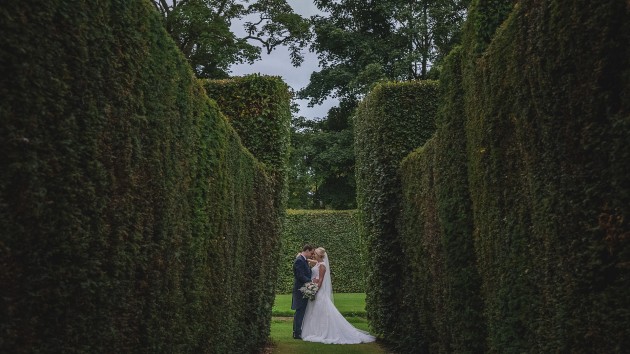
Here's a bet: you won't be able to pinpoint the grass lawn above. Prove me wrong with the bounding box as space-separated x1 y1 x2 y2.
272 293 368 317
268 293 389 354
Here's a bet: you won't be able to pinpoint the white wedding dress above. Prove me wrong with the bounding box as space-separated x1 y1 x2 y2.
300 255 376 344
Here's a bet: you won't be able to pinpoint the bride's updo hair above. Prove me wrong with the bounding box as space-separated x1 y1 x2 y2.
315 247 326 258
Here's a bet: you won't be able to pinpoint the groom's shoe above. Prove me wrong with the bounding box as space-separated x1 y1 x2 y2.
293 334 302 340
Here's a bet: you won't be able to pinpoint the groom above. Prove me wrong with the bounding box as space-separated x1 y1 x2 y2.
292 244 314 340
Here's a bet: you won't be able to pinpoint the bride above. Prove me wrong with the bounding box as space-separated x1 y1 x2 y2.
301 247 376 344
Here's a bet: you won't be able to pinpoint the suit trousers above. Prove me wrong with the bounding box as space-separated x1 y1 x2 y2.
293 297 309 337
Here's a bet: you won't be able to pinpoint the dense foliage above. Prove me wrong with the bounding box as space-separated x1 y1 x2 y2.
203 74 292 208
354 81 439 342
288 0 469 210
357 0 629 352
462 1 630 352
286 116 318 209
276 210 364 294
0 1 289 353
399 47 486 353
301 0 470 104
287 108 357 210
152 0 311 78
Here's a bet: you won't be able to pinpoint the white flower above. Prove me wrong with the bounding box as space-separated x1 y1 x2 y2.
299 282 319 301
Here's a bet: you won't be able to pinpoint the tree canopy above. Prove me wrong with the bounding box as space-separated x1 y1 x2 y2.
287 103 357 210
300 0 470 105
152 0 471 209
288 0 470 210
153 0 311 78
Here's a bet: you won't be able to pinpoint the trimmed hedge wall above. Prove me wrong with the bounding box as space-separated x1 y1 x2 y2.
354 81 439 342
203 75 291 182
399 47 486 354
356 1 628 352
462 0 515 57
277 209 364 294
365 0 629 352
0 1 287 353
462 1 630 352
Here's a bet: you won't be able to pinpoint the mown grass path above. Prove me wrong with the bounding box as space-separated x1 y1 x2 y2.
268 293 389 354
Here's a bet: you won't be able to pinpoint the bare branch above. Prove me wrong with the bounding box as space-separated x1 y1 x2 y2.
244 35 266 45
250 17 266 28
151 1 161 12
155 0 170 17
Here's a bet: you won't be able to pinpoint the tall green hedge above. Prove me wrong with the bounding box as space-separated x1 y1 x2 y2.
399 47 486 354
399 138 438 353
357 0 629 352
462 1 630 351
203 75 291 189
0 1 287 353
354 81 438 343
462 0 515 57
277 209 364 294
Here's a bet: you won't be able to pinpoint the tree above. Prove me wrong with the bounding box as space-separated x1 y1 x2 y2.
307 100 357 209
390 0 470 79
287 101 357 210
153 0 311 78
301 0 470 104
291 0 470 210
287 115 317 209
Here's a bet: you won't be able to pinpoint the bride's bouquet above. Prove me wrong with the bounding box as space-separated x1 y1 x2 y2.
299 282 319 301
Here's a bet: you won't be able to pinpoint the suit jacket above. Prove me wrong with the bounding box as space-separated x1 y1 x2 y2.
291 254 312 310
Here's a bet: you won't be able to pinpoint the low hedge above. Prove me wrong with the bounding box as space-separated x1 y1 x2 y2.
277 210 364 294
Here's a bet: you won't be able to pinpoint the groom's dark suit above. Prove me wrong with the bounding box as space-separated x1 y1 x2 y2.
292 254 312 339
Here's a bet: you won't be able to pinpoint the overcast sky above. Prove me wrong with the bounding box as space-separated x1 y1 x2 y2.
229 0 337 120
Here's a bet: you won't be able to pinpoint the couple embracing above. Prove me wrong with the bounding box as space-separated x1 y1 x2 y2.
292 244 376 344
